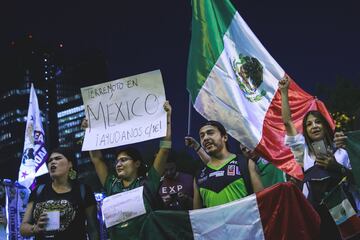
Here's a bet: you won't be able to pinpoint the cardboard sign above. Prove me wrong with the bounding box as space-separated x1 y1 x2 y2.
81 70 166 150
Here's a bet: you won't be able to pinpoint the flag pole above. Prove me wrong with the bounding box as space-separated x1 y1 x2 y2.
187 93 192 136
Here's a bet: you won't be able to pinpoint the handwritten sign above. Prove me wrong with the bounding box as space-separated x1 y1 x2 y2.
101 186 146 228
81 70 166 151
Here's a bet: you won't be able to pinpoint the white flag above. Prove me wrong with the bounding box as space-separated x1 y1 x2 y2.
18 84 48 188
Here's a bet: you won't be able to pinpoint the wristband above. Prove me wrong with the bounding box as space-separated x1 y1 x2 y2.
195 145 201 152
160 140 172 149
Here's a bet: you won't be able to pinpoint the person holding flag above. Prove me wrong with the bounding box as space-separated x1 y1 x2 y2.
186 0 335 181
192 120 264 209
185 136 287 189
279 76 359 239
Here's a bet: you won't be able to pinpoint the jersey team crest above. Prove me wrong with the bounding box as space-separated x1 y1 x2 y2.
231 54 266 102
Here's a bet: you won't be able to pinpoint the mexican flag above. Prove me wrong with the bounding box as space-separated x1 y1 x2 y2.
323 180 360 239
186 0 334 179
140 183 320 239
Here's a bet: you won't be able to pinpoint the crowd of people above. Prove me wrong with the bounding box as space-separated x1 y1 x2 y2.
12 81 359 240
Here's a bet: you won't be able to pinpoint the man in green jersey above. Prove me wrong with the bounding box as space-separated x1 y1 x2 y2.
192 121 264 209
239 143 286 188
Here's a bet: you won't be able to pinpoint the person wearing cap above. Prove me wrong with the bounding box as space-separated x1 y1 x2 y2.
20 147 99 240
190 120 264 209
82 101 172 240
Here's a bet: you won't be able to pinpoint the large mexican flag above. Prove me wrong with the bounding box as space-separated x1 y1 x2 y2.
140 183 320 239
186 0 334 179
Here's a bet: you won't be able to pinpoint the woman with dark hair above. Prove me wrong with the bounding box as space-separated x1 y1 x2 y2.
279 77 359 239
20 147 99 240
82 101 172 240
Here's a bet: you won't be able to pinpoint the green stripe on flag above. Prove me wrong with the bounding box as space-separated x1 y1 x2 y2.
140 210 193 240
187 0 236 103
324 183 347 209
345 130 360 192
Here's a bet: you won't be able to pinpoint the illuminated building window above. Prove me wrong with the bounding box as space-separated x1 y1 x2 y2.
57 105 84 118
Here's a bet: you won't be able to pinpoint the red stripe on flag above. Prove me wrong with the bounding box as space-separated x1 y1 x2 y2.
338 215 360 240
256 182 321 240
255 77 335 179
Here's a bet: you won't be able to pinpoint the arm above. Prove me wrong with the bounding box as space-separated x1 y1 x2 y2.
193 179 203 209
85 205 100 240
248 159 264 193
153 101 172 176
20 202 47 237
278 76 297 136
185 136 211 164
89 150 109 187
81 118 109 186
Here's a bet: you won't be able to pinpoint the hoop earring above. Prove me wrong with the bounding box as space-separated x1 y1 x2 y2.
69 167 77 180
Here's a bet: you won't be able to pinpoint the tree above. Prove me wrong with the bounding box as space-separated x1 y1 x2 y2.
315 76 360 131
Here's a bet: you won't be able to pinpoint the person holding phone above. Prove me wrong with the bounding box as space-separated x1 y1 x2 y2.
279 76 359 239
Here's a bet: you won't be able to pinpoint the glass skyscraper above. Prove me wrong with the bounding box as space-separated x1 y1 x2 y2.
0 36 107 191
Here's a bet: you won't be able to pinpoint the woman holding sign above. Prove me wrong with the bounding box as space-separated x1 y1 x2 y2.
20 147 99 240
82 101 172 240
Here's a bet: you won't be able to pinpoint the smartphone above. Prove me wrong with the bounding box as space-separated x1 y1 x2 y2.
311 140 327 156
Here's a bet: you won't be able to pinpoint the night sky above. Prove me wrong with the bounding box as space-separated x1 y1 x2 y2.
1 0 360 165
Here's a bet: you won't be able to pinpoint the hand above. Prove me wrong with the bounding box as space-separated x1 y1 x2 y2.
334 131 347 149
35 212 49 233
177 192 189 200
163 101 172 115
162 194 172 206
315 152 342 172
184 136 200 151
81 118 89 130
278 75 290 91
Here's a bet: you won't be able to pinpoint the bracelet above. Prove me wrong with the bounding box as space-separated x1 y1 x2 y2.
195 145 201 152
160 140 172 149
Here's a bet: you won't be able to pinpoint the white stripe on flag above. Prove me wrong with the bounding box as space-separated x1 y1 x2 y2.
189 194 264 240
194 12 283 149
18 84 48 188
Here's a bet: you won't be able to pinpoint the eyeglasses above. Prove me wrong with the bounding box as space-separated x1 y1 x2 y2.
114 157 133 166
